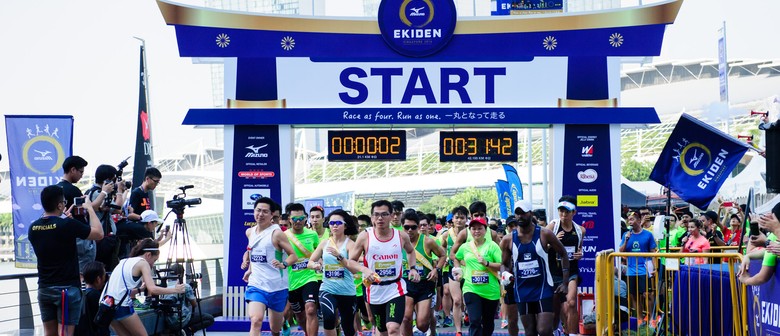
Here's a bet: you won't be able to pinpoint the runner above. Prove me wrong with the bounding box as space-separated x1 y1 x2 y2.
350 200 420 336
285 203 321 336
308 209 374 336
401 211 446 336
545 196 585 336
453 219 502 336
499 216 520 336
502 215 570 336
442 206 469 336
242 197 299 336
390 200 405 231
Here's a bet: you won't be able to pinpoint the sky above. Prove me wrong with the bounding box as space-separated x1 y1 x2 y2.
0 0 778 173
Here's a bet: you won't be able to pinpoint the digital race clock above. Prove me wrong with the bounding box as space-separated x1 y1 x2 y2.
439 131 517 162
328 130 407 161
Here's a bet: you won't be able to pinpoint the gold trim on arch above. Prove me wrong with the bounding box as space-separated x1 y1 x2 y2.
227 99 286 108
557 98 618 107
157 0 683 35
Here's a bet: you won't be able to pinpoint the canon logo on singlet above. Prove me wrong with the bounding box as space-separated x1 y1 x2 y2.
372 254 399 260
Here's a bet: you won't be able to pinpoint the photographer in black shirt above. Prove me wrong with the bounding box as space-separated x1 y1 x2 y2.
29 185 103 336
127 167 161 221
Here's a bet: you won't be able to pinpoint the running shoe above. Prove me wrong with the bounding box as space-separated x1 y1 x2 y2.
463 314 470 326
455 332 463 336
442 317 453 327
282 322 291 336
501 319 508 329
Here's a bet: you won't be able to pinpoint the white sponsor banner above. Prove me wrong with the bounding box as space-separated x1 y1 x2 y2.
277 57 567 107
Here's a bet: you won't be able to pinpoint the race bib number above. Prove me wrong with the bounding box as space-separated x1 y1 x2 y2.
471 270 489 284
324 264 345 279
292 259 309 271
558 246 576 260
375 261 397 279
517 260 540 279
251 254 267 263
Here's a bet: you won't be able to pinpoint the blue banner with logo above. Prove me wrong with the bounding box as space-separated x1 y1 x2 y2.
502 164 524 203
495 180 513 219
228 125 281 287
4 116 73 268
303 199 325 213
649 113 748 209
747 259 780 335
560 125 614 289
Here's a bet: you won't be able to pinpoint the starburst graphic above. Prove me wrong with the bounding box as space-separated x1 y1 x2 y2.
609 33 624 47
216 33 230 48
281 36 295 51
542 36 557 51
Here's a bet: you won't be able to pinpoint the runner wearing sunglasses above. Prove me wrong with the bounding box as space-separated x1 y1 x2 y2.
285 203 321 336
400 211 447 336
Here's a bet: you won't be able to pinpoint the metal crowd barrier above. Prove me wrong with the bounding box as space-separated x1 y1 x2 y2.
0 257 223 334
595 250 746 336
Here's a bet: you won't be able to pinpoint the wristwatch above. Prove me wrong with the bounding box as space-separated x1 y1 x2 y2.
336 255 344 262
282 261 289 268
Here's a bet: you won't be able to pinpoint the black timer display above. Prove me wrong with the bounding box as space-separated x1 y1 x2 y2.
328 130 406 161
439 131 517 162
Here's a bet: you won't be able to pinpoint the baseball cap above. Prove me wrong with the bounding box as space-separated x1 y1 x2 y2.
505 216 518 227
468 219 487 228
514 199 533 215
557 201 576 211
140 210 161 223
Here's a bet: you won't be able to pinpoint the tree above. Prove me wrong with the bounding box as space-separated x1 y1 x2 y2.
353 198 374 216
622 158 655 181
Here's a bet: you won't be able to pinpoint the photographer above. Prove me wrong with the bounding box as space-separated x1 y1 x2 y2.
56 155 94 273
106 239 185 336
127 168 162 221
162 264 214 335
29 185 103 336
87 164 128 271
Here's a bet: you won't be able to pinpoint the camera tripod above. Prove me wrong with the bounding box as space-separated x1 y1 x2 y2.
152 204 206 336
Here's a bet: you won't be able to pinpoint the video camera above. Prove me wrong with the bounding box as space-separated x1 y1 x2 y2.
166 185 202 210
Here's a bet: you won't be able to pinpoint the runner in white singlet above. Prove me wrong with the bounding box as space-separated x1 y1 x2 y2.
350 200 419 336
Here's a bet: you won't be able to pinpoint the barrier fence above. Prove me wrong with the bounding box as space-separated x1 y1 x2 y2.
595 249 747 336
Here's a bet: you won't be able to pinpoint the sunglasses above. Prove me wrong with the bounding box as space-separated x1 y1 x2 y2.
403 225 418 230
328 220 345 226
291 215 306 222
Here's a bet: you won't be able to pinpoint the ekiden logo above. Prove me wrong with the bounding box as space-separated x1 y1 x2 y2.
378 0 457 57
672 138 730 190
23 124 65 174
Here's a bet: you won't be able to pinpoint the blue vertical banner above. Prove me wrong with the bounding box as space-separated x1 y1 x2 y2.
502 164 524 203
495 180 513 219
228 125 282 287
561 124 614 289
5 116 73 268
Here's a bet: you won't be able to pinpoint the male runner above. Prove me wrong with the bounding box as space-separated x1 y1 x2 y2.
286 203 321 336
401 212 446 336
442 206 469 336
350 200 419 336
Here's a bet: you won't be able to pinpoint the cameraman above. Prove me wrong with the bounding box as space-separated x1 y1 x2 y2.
127 168 162 221
162 264 214 335
87 165 128 271
56 155 94 273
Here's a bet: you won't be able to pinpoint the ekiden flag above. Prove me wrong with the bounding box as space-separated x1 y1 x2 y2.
649 113 749 209
502 164 524 203
495 180 513 219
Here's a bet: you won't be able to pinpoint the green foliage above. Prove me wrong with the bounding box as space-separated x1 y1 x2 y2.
622 158 655 181
353 198 374 216
417 188 499 218
0 213 11 232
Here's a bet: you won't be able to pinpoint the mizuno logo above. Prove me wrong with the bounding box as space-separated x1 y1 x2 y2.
246 144 268 153
33 150 53 161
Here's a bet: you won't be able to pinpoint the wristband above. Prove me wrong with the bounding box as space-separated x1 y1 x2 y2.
100 191 108 197
246 246 252 251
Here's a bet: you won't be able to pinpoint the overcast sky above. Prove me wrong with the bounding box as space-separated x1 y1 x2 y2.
0 0 778 172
